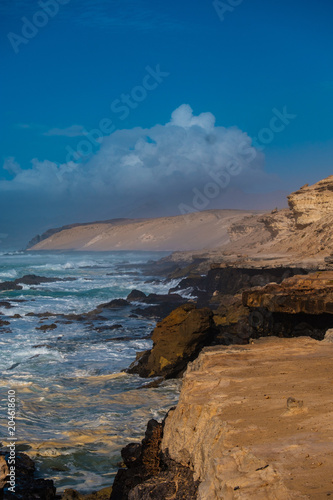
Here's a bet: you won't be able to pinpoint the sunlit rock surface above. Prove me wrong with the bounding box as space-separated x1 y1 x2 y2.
162 337 333 499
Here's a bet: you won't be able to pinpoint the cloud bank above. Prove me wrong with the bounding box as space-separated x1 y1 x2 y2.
0 104 277 248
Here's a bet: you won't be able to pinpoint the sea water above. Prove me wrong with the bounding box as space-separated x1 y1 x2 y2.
0 251 181 493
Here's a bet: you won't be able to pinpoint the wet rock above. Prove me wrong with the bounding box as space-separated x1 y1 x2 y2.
94 324 123 332
171 266 308 306
0 301 13 309
0 275 76 292
133 303 180 319
0 320 10 328
35 323 57 331
127 304 217 379
0 451 56 499
93 299 129 312
132 293 187 320
0 282 22 291
18 275 76 285
127 290 147 302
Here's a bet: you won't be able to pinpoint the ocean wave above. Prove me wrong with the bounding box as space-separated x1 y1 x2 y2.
30 260 107 271
0 269 18 279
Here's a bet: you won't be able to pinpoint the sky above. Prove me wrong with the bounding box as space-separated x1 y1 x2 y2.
0 0 332 249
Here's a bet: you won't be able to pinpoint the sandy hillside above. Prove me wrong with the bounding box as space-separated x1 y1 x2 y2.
28 210 262 252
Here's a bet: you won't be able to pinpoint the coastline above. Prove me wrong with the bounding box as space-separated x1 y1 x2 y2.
1 176 333 499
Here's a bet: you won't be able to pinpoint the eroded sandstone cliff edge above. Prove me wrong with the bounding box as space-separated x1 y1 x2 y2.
161 336 333 499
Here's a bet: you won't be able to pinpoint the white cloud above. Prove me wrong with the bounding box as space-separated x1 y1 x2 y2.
1 105 276 246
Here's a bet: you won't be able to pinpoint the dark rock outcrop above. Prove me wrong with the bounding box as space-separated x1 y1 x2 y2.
0 451 56 499
0 275 76 292
170 266 308 306
242 271 333 340
110 419 199 500
131 293 187 319
127 304 217 379
126 290 147 302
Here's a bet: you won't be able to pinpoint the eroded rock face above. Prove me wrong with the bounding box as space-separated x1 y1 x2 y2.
242 271 333 315
161 337 333 499
110 419 199 500
287 175 333 227
127 304 217 379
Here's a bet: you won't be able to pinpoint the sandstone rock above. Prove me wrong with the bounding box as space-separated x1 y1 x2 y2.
242 271 333 315
287 175 333 227
127 304 217 378
161 337 333 499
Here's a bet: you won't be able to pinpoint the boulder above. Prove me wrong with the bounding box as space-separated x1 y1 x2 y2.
127 304 217 378
126 289 147 302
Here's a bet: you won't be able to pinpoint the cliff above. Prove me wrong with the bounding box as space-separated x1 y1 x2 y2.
161 336 333 499
27 176 333 263
159 175 333 268
287 176 333 227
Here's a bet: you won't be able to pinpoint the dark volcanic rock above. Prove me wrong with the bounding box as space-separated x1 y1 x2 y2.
0 282 22 291
0 320 10 328
95 299 129 310
128 304 217 379
0 274 76 292
127 290 147 302
0 301 14 309
110 418 199 500
170 266 309 307
35 323 57 331
0 451 56 499
132 293 188 320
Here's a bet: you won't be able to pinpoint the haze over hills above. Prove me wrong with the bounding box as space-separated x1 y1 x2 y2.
27 210 263 252
27 176 333 262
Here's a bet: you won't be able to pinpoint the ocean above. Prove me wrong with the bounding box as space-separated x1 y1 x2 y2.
0 251 181 493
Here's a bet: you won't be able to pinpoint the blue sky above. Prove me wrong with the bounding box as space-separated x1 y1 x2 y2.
0 0 333 248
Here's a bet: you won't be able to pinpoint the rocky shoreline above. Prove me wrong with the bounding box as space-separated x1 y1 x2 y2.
1 176 333 499
1 260 332 499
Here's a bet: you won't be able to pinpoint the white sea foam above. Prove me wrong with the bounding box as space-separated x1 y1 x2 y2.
0 269 18 279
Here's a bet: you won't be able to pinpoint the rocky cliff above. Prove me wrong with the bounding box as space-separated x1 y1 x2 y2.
111 336 333 499
161 336 333 499
162 175 333 268
287 176 333 227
